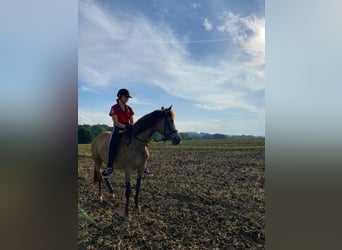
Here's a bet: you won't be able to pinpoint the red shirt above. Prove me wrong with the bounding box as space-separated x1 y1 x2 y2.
109 103 134 124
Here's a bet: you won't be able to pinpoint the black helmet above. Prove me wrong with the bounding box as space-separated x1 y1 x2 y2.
117 88 132 98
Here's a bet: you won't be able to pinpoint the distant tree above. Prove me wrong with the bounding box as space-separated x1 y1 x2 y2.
151 132 165 141
180 132 200 140
78 126 94 144
212 133 226 139
91 124 111 137
78 124 255 143
179 132 229 140
179 132 191 140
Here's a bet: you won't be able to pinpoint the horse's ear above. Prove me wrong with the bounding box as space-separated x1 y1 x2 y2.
161 106 164 110
168 105 173 110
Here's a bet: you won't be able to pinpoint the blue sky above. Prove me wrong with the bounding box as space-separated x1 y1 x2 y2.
78 0 265 136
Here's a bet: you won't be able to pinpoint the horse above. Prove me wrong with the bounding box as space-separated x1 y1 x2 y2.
91 105 181 218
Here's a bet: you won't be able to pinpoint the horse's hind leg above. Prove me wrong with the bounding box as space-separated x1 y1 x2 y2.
93 160 103 201
134 175 142 213
125 181 131 218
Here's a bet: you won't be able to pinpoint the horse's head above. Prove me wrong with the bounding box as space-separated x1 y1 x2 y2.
159 105 182 145
133 105 182 144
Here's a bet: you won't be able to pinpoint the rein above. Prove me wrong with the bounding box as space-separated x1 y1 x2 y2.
134 134 150 144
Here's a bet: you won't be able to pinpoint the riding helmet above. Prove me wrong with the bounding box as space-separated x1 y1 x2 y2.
117 88 132 98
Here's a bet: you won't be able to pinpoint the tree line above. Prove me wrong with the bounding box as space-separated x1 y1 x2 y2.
78 124 111 144
78 124 259 144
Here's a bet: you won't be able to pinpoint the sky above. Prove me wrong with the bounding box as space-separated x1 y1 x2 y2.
78 0 265 136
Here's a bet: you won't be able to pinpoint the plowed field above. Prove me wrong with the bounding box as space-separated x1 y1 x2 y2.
78 138 265 249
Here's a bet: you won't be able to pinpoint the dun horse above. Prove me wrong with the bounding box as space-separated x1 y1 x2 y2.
91 106 181 218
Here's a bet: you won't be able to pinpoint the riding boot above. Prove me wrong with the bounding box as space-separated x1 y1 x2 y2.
102 132 120 178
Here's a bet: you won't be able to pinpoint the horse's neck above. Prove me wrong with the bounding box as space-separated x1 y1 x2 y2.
135 127 154 141
134 111 163 141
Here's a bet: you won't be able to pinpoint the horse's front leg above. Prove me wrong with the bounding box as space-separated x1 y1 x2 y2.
134 175 142 213
103 178 114 197
125 181 131 218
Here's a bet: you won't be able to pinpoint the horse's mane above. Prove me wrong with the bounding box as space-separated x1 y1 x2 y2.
133 109 175 135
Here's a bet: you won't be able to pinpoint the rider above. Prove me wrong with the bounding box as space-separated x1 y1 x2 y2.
102 88 153 179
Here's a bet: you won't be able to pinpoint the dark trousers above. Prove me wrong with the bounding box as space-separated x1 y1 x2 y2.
107 129 121 168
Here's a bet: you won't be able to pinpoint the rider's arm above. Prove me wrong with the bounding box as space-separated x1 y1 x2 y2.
112 115 127 129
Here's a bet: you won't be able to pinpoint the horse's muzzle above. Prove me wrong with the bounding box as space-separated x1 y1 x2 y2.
171 133 182 145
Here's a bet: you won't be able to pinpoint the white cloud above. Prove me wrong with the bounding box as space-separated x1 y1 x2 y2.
78 110 110 125
190 3 201 9
80 85 97 93
217 12 265 64
79 0 264 113
128 97 151 106
203 18 213 31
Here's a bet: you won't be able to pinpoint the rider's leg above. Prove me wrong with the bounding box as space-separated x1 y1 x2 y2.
102 131 120 178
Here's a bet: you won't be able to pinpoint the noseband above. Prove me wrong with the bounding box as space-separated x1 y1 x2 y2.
162 113 178 141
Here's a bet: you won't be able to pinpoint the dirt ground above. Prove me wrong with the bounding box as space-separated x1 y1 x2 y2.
78 139 265 249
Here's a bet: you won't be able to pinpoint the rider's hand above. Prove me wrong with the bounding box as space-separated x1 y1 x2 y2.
125 124 133 130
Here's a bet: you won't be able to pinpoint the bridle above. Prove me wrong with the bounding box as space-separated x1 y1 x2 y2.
134 112 178 144
162 113 178 141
